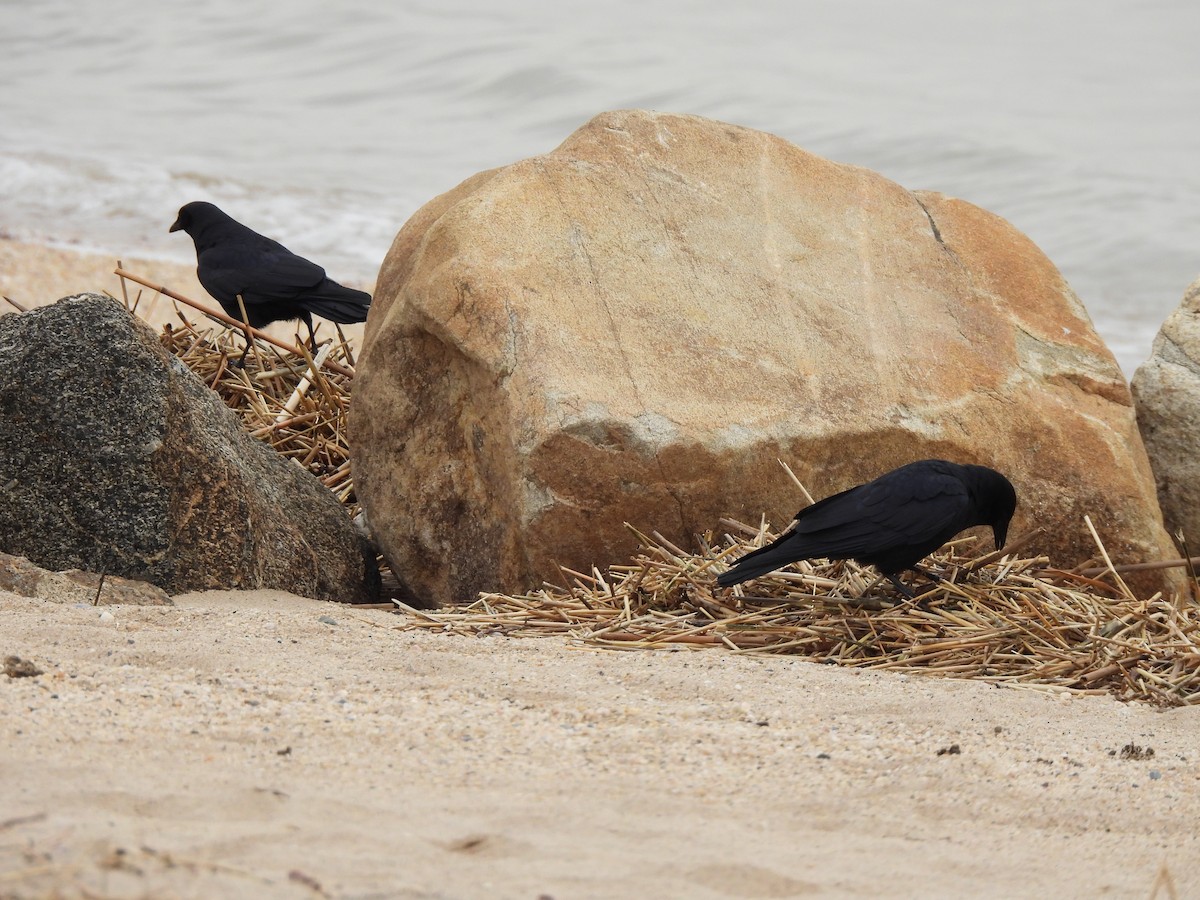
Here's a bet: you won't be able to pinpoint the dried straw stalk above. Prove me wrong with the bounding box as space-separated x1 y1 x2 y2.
114 267 354 377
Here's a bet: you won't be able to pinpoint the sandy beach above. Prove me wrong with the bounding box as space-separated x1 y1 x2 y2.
0 238 200 324
2 586 1197 899
2 238 1197 898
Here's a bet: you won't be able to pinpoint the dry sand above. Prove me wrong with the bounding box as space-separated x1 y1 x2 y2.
2 238 1197 898
1 587 1197 899
0 238 204 327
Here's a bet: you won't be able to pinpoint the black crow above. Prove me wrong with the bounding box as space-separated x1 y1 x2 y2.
169 201 371 364
717 459 1017 596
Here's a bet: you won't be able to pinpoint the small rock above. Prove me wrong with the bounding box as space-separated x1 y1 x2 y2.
1118 743 1155 761
317 615 338 626
1149 770 1162 780
99 610 115 622
0 551 171 606
3 655 43 678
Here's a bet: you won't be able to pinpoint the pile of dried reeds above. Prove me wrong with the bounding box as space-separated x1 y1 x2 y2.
113 267 360 510
161 317 358 502
396 519 1200 707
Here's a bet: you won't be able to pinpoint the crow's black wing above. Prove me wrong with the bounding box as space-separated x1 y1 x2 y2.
198 234 327 305
788 464 972 560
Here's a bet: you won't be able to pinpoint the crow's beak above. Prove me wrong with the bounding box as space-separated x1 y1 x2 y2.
169 216 183 233
993 523 1009 552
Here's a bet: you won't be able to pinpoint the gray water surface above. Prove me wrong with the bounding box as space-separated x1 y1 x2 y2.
2 0 1198 375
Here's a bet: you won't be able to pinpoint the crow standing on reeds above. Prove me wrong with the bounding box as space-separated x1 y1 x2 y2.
717 459 1017 597
170 201 371 365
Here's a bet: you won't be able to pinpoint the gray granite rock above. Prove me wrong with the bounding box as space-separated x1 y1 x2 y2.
0 294 379 602
1132 276 1200 548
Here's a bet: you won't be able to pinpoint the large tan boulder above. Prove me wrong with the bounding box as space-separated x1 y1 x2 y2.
354 109 1175 605
1132 276 1200 547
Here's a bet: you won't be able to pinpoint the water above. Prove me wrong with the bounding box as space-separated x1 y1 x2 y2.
2 0 1198 376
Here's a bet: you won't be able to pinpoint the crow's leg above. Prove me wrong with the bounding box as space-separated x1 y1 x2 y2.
233 294 255 368
885 574 915 600
909 564 944 585
301 312 317 354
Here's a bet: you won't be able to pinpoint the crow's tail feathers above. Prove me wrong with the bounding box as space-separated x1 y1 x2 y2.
715 536 804 587
301 279 372 324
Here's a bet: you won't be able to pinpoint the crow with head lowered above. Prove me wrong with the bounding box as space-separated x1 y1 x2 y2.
170 201 371 365
717 459 1017 597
